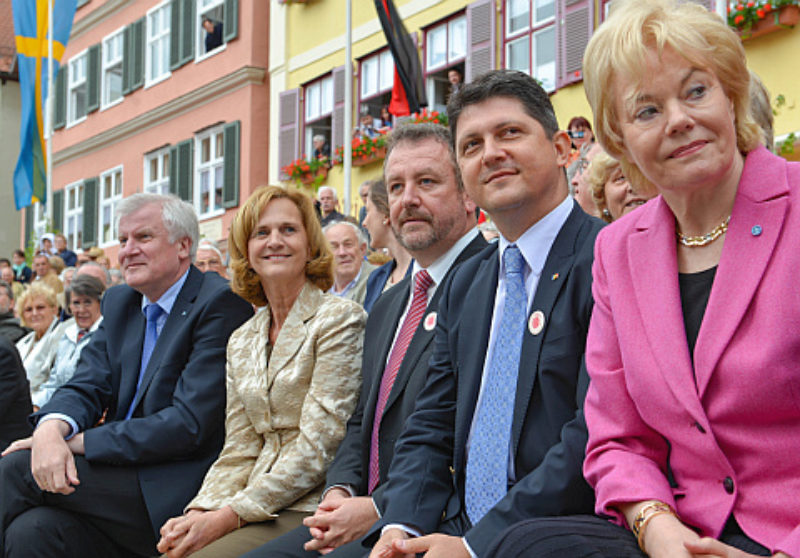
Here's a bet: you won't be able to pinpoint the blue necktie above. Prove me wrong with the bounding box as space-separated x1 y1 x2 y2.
125 303 163 420
465 245 527 524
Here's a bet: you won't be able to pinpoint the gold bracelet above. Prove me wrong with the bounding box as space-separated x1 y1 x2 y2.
632 501 676 554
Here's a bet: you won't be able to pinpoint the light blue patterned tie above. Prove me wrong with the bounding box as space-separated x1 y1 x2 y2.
465 245 527 524
125 303 163 420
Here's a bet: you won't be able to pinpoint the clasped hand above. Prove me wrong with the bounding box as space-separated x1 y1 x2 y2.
303 488 378 553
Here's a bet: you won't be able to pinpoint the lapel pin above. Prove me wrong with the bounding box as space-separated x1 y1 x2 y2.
751 225 762 237
423 312 437 331
528 310 545 336
551 273 559 281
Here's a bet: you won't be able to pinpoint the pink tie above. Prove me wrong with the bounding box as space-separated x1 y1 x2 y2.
368 269 433 493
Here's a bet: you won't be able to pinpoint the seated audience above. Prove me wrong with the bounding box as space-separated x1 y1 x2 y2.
32 252 64 293
362 178 412 313
55 233 77 267
0 337 33 452
571 142 605 218
156 186 366 558
566 115 596 171
318 186 344 227
0 280 29 343
749 70 774 152
0 193 253 558
75 260 111 287
487 1 800 556
15 283 69 402
195 241 228 278
11 249 32 284
325 221 377 306
32 274 106 409
587 152 653 223
38 233 56 257
1 267 25 301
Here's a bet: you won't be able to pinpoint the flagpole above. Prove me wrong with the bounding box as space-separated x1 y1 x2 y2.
45 0 54 225
343 0 352 215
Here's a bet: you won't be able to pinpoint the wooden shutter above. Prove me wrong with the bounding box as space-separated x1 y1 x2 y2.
278 89 301 179
170 0 182 69
123 18 145 94
223 0 238 43
24 206 34 249
123 24 132 93
330 66 346 155
52 190 64 233
557 0 593 88
82 178 98 250
222 121 240 208
86 44 100 113
180 0 195 65
54 65 67 130
169 139 193 202
466 0 495 83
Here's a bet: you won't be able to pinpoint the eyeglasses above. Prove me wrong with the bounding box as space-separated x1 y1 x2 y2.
568 130 586 139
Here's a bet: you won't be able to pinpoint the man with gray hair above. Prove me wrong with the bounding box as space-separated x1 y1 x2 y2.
318 186 345 227
0 193 253 558
324 221 376 306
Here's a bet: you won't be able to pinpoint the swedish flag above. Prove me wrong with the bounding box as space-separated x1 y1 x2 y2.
12 0 77 210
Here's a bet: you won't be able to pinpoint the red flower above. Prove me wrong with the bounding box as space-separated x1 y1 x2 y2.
734 13 745 24
764 2 772 10
736 3 744 9
746 1 754 7
756 8 765 17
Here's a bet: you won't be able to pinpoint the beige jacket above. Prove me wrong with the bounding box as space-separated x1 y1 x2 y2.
187 282 366 522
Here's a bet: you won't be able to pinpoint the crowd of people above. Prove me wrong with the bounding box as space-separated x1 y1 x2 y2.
0 0 798 557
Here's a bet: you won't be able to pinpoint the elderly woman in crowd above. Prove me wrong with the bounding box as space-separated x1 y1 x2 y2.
587 151 652 223
487 1 800 557
15 283 69 401
32 274 106 409
362 178 412 313
156 186 366 558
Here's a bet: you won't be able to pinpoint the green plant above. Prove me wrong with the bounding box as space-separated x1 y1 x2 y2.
728 0 799 33
281 156 328 189
778 132 797 155
333 132 388 164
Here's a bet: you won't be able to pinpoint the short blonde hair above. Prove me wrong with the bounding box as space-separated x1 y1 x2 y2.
17 282 58 327
583 0 762 195
228 186 334 306
587 152 623 223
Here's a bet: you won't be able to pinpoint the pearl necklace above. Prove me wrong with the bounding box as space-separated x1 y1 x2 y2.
676 215 731 247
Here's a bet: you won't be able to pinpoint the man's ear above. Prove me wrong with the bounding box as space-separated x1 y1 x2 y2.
552 130 572 167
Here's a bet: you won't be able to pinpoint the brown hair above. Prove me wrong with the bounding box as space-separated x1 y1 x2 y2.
228 186 334 306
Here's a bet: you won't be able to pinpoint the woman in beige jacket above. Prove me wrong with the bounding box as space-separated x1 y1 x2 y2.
157 186 366 558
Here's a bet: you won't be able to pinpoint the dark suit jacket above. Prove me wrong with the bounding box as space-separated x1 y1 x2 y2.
33 266 253 535
0 337 33 451
326 233 487 505
366 203 602 556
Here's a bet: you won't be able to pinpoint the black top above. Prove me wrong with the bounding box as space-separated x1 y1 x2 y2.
678 265 717 363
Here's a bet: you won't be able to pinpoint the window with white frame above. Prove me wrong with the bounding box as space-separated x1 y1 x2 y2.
303 75 333 158
425 14 467 114
144 148 171 195
146 1 171 85
359 50 394 123
195 127 224 218
99 167 123 246
67 51 88 125
102 29 124 108
504 0 556 92
33 202 47 242
196 0 226 58
64 181 84 250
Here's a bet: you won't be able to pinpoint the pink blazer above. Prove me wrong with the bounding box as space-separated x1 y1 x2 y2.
583 147 800 555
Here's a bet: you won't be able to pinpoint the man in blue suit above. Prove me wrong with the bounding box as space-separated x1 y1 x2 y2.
0 193 253 558
366 70 603 558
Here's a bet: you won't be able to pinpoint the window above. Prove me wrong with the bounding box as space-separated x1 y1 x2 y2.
32 202 47 242
144 148 171 195
146 1 171 85
359 50 394 123
195 126 225 218
102 29 124 108
197 0 226 58
64 181 84 250
67 51 88 125
303 75 333 158
425 14 467 113
504 0 556 91
99 166 123 246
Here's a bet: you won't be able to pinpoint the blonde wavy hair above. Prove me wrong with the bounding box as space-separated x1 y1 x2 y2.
583 0 762 196
17 282 58 328
228 186 334 306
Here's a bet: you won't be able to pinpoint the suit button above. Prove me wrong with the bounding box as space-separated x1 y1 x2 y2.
723 476 734 494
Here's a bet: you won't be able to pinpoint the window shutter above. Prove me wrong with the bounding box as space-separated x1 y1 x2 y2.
54 65 67 130
123 24 132 94
330 66 346 155
24 206 34 249
169 139 193 202
170 0 182 69
223 0 238 43
557 0 593 88
180 0 195 65
52 190 64 233
466 0 495 83
222 121 241 208
82 178 98 250
131 17 145 92
86 44 100 113
278 89 300 179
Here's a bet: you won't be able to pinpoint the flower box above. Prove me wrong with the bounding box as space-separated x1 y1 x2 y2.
299 166 328 186
352 147 387 167
736 4 800 40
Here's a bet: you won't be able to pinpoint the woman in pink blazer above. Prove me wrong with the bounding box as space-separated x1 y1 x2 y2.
485 1 800 557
